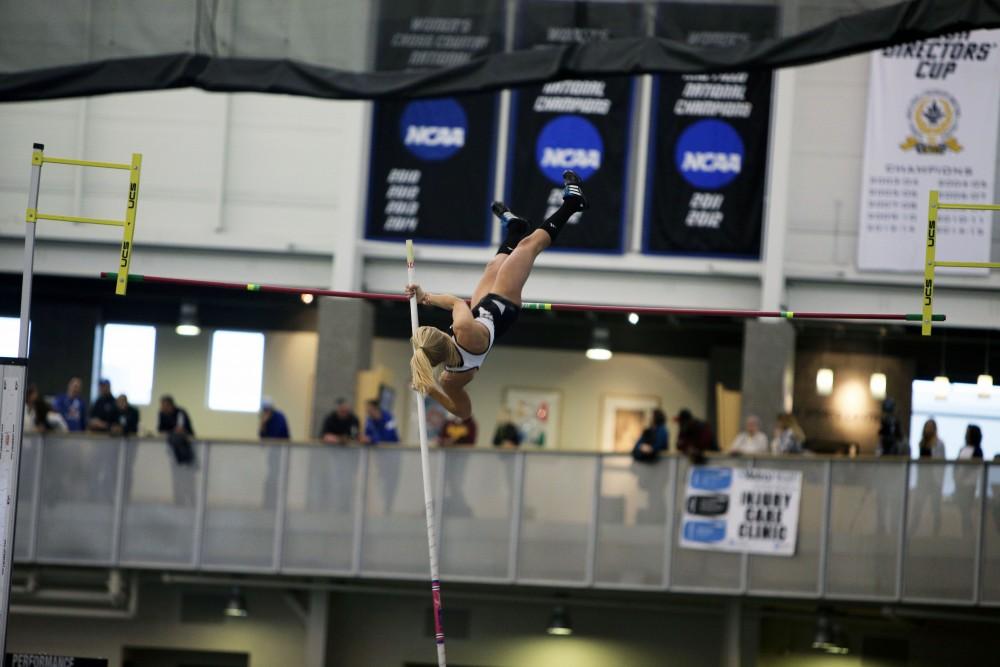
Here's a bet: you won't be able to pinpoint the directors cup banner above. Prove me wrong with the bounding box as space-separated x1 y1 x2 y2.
858 30 1000 273
365 0 504 244
680 467 802 556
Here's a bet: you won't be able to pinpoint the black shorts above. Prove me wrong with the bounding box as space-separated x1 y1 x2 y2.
474 293 520 341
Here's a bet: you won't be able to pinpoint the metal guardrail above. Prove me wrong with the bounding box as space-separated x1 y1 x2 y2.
12 435 1000 606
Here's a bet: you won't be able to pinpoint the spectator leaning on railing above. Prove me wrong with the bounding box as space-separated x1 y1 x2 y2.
23 384 67 434
259 397 290 439
729 414 768 456
113 394 139 436
770 412 805 455
52 376 85 432
321 398 360 443
632 409 669 463
362 400 400 445
492 408 522 449
87 378 119 433
675 408 717 463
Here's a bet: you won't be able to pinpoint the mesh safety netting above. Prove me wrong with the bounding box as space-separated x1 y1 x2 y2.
1 0 999 101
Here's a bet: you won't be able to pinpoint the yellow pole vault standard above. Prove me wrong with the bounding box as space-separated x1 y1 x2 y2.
24 146 142 296
922 190 939 337
118 153 142 295
922 190 1000 336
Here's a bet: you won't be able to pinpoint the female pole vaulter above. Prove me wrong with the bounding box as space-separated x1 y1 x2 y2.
405 170 587 418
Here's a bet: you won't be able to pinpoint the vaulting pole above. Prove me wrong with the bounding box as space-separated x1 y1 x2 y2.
102 273 945 324
405 240 446 667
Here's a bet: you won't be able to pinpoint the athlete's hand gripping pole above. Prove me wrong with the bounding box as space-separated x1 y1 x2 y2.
406 240 447 667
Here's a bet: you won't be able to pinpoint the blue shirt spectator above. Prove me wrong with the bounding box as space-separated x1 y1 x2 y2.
364 400 399 444
260 400 290 440
632 409 669 462
52 376 85 432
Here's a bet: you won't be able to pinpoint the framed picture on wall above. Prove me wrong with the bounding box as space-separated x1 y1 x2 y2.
503 387 562 449
600 395 662 453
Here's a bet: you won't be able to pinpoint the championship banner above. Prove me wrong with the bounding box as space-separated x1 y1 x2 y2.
504 1 646 253
858 30 1000 272
680 467 802 556
643 4 777 258
365 1 504 244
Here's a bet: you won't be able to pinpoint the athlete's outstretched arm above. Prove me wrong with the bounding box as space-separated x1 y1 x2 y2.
405 284 478 333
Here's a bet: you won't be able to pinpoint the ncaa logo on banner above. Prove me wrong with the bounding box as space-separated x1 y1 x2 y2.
535 115 603 183
674 119 744 189
400 98 467 161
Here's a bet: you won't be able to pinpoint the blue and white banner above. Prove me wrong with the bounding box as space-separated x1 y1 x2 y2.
858 29 1000 273
504 0 646 252
680 467 802 556
365 0 504 244
643 3 777 258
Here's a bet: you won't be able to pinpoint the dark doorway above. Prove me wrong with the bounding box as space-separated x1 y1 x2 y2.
122 647 249 667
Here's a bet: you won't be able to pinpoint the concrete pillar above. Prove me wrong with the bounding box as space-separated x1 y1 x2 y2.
722 599 742 667
740 320 795 435
759 67 796 313
305 590 329 667
311 297 374 437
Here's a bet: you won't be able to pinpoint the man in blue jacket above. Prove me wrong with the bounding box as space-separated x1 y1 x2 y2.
363 400 399 444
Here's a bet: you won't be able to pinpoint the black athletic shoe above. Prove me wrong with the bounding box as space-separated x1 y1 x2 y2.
562 170 589 210
491 201 529 233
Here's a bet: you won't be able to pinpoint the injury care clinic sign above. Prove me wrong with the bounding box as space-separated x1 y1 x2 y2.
680 466 802 556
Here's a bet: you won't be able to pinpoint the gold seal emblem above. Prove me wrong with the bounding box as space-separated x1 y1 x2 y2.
901 91 962 153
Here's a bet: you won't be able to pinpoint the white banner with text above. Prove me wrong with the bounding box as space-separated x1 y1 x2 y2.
858 30 1000 273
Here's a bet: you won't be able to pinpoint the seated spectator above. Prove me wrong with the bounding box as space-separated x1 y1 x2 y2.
632 409 669 463
52 376 85 432
321 398 360 443
492 408 522 449
438 415 478 447
259 397 291 439
730 415 769 455
88 379 119 433
158 395 194 437
770 412 805 454
675 408 717 461
112 394 139 436
24 384 67 434
363 400 399 444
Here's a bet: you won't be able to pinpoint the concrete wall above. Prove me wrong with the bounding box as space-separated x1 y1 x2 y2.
135 326 318 441
0 90 368 287
8 580 305 667
371 338 707 451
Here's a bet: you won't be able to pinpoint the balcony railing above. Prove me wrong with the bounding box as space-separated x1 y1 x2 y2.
13 434 1000 606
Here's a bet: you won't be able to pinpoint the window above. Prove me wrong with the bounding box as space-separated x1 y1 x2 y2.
100 324 157 405
0 317 20 357
208 330 265 412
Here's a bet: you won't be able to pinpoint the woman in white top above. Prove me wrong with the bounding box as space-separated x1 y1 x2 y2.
770 412 805 454
730 415 769 455
407 171 587 419
955 424 984 539
909 418 945 536
23 385 68 434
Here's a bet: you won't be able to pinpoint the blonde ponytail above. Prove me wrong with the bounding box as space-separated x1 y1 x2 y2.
410 326 460 395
